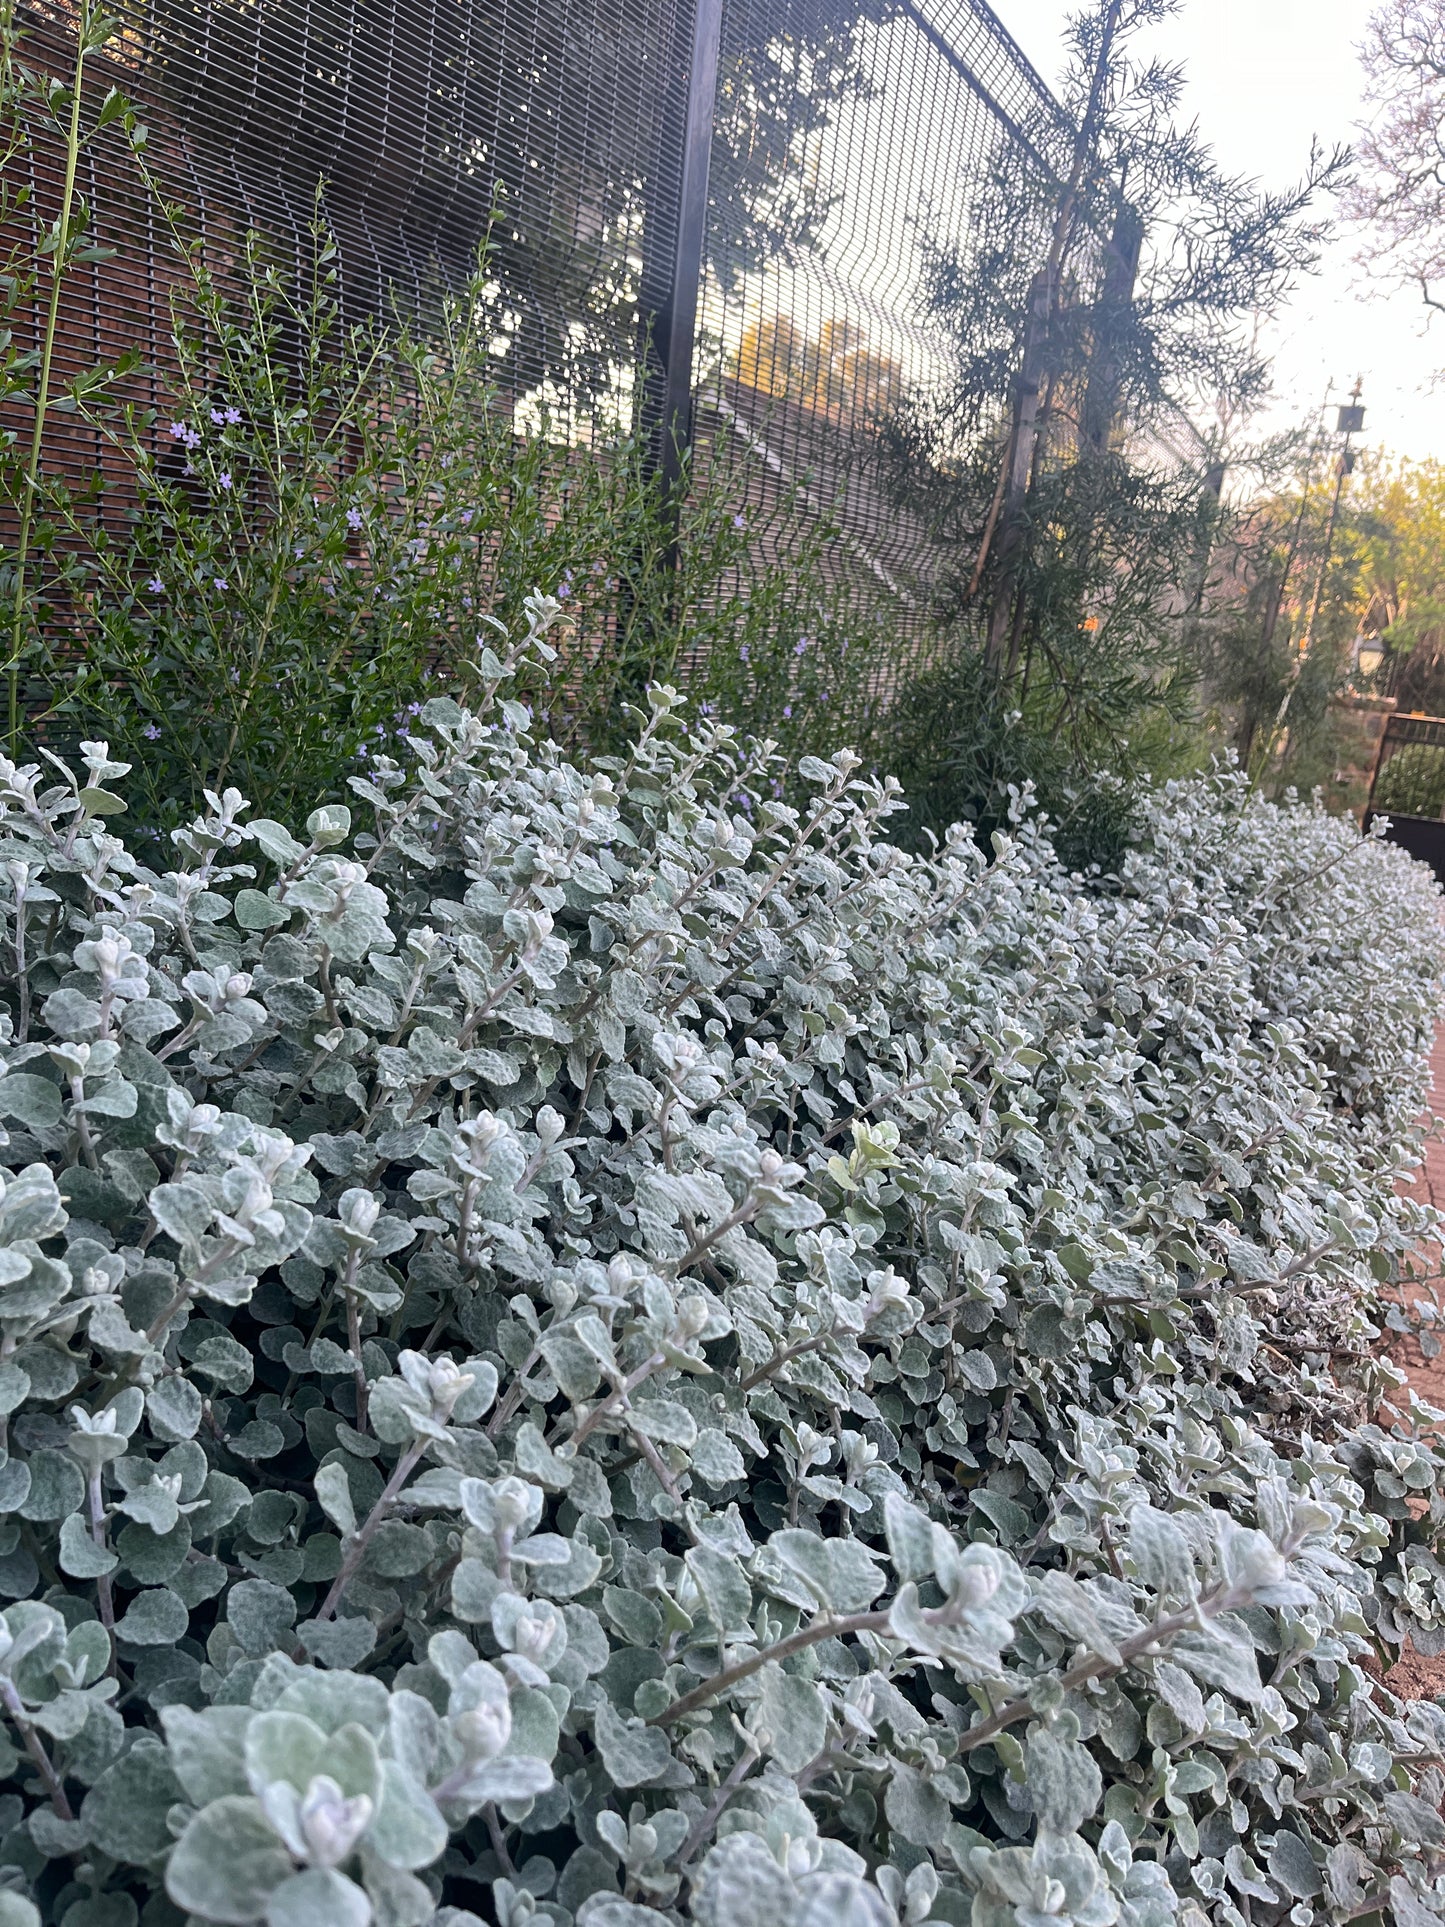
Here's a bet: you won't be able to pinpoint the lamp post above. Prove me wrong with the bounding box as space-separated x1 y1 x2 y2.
1299 381 1365 657
1355 632 1385 683
1251 379 1365 782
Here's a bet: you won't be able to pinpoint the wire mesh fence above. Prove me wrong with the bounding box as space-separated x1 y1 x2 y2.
3 0 1112 726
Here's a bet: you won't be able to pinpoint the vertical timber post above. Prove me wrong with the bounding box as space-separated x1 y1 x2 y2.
645 0 725 527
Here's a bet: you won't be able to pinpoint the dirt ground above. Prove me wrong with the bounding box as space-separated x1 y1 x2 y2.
1379 1017 1445 1699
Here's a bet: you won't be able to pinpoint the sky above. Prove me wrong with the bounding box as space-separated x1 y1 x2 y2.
990 0 1445 465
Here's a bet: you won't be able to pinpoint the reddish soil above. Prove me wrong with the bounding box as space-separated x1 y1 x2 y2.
1393 1017 1445 1407
1381 1016 1445 1699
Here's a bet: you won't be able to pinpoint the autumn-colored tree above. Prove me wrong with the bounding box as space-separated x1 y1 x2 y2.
734 313 812 401
1350 458 1445 706
733 312 905 423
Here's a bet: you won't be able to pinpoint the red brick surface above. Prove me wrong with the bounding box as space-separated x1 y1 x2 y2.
1380 1017 1445 1698
1395 1019 1445 1410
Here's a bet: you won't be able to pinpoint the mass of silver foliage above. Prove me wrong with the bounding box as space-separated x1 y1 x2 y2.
0 599 1441 1927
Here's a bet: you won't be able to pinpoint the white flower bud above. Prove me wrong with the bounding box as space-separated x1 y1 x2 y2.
782 1835 818 1877
951 1548 1003 1610
490 1477 535 1534
1289 1499 1340 1542
864 1268 911 1321
608 1254 642 1293
673 1297 709 1342
296 1775 373 1868
511 1609 554 1662
426 1357 475 1419
455 1697 512 1761
70 1405 119 1434
459 1114 504 1163
338 1188 381 1238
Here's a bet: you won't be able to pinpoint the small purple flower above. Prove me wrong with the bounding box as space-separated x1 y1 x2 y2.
819 690 829 703
213 577 228 591
557 572 573 602
346 506 363 531
699 701 713 715
739 645 749 663
184 428 201 450
217 471 232 490
733 513 747 531
794 636 808 656
142 723 161 741
147 576 164 593
224 406 241 426
168 421 187 440
782 704 792 719
210 408 226 426
406 702 422 715
459 510 473 527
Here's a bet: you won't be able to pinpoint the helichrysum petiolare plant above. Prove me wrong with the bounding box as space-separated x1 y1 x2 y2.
0 598 1439 1924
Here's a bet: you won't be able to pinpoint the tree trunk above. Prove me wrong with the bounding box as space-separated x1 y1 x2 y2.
984 0 1127 678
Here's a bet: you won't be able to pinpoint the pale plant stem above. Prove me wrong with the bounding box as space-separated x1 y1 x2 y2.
672 1197 760 1277
315 1438 425 1622
12 883 28 1044
486 1342 543 1440
677 1745 760 1866
345 1284 369 1434
0 1676 72 1818
738 1332 828 1394
482 1800 517 1876
87 1469 115 1671
560 1352 665 1451
6 7 90 747
625 1420 689 1515
650 1575 1250 1731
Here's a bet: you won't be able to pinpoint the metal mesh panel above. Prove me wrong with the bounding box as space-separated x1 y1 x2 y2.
12 0 693 435
693 0 1070 625
4 0 1079 675
1371 713 1445 820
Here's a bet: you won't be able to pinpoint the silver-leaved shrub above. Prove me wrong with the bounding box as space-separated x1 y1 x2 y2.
0 597 1439 1927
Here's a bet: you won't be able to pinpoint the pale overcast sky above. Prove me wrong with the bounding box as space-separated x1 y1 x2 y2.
991 0 1445 463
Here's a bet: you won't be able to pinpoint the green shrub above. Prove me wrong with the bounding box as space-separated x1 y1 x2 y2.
0 605 1440 1924
8 219 912 832
1372 743 1445 820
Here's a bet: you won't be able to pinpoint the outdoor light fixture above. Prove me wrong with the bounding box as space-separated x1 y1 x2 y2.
1356 632 1385 680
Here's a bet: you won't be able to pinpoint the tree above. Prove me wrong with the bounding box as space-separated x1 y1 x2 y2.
733 312 905 421
1197 449 1445 791
129 0 894 406
880 0 1343 854
1350 0 1445 314
1339 456 1445 706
